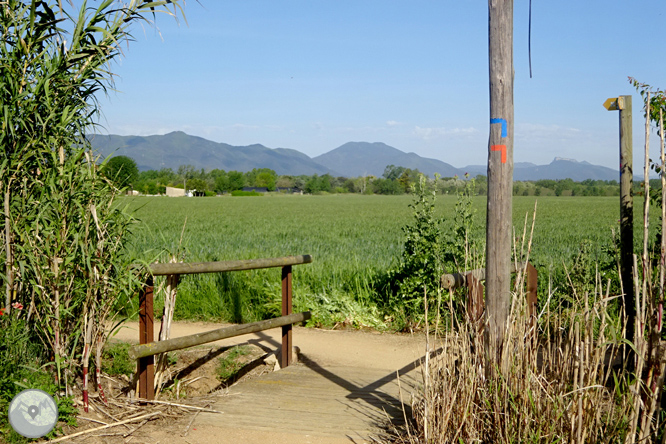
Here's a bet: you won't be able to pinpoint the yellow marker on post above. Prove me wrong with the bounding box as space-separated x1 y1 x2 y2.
603 97 619 111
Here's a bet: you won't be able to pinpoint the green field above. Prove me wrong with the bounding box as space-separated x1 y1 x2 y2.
122 194 649 327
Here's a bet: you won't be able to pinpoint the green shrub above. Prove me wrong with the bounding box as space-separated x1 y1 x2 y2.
387 176 445 317
217 346 251 381
382 175 481 325
101 342 135 378
0 314 77 443
231 190 263 196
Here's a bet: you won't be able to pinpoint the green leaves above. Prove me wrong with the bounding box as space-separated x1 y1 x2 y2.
628 77 666 127
0 0 184 393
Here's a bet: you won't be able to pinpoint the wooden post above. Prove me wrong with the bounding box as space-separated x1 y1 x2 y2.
466 274 485 337
281 265 293 368
619 95 635 347
526 262 538 342
486 0 514 364
138 278 155 400
606 96 635 347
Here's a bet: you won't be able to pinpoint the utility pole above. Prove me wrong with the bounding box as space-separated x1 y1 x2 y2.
486 0 514 366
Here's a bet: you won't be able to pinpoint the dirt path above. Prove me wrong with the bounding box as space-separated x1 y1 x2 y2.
108 321 429 444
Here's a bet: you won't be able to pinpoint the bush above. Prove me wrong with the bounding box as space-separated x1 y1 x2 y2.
0 314 77 442
382 176 445 322
231 190 263 196
382 175 480 326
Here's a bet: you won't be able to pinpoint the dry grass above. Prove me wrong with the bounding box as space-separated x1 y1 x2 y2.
389 266 665 443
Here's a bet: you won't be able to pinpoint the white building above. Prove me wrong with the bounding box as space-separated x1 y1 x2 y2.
166 186 186 197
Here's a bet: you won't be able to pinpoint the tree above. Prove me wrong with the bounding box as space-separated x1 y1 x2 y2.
305 175 321 194
255 171 277 191
177 164 197 189
383 165 406 181
373 178 402 195
227 171 245 191
0 0 185 409
103 156 139 189
214 172 229 193
245 168 277 189
276 175 295 189
398 168 420 193
187 178 208 194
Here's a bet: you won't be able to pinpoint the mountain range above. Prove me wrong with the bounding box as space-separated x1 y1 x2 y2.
88 131 620 182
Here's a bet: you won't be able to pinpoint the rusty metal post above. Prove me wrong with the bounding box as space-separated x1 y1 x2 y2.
139 277 155 400
281 265 293 368
466 273 485 331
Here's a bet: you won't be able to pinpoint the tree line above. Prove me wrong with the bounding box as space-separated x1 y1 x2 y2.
104 155 628 197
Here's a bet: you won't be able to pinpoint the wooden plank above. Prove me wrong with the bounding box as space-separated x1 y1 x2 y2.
129 311 311 360
440 262 531 289
198 365 420 438
148 255 312 276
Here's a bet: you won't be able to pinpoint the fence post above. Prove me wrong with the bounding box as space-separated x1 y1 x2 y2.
466 273 485 329
525 263 538 342
139 277 155 400
281 265 293 368
618 95 635 350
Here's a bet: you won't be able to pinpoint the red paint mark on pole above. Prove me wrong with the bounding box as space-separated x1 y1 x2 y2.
491 145 507 163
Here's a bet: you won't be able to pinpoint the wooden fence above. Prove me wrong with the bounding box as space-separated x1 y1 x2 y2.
133 255 313 400
441 262 538 330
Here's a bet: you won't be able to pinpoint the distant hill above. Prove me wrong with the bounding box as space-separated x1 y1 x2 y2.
88 132 337 176
312 142 460 178
89 132 619 181
463 158 618 181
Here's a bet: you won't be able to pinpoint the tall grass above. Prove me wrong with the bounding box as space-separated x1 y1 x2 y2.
395 275 638 442
391 209 665 443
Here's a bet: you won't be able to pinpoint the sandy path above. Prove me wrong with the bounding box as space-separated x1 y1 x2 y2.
112 321 430 443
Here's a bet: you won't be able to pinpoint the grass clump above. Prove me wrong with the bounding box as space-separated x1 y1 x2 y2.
101 342 135 379
217 346 252 381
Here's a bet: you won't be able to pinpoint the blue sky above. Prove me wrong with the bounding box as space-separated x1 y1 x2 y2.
97 1 666 171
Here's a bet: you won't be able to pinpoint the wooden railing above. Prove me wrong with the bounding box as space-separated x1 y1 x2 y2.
440 262 538 329
134 255 313 400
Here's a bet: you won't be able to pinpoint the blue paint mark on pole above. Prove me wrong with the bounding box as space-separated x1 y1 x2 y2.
490 118 507 138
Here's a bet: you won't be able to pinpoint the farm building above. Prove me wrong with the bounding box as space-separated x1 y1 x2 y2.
166 186 186 197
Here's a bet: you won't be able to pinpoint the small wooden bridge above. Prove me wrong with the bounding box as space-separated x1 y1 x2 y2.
197 359 421 442
130 255 537 442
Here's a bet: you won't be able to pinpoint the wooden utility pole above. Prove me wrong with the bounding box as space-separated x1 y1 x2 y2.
486 0 514 365
604 95 634 347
